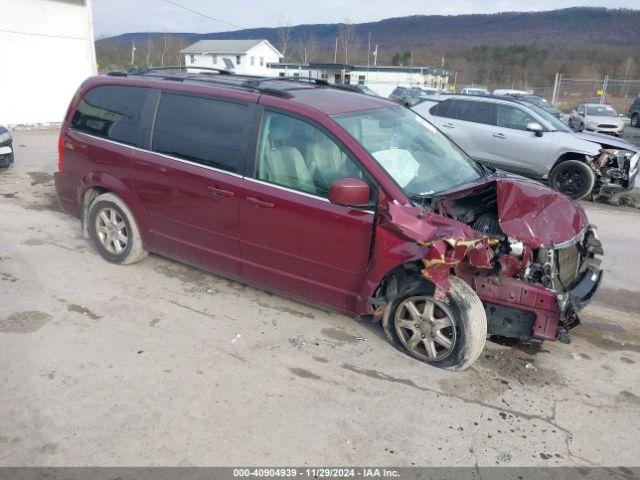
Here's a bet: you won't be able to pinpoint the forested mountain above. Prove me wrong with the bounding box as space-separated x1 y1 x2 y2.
96 7 640 89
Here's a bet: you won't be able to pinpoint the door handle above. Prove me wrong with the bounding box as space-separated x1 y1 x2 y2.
208 185 234 198
442 123 455 128
493 133 506 139
246 196 274 208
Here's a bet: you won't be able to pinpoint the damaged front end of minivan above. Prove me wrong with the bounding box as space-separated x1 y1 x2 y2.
369 172 603 344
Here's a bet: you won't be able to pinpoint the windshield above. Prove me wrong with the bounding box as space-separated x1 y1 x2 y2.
586 105 618 117
527 104 572 132
333 107 483 197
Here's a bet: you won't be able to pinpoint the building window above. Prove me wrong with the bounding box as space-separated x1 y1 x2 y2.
344 74 351 84
293 72 300 78
279 72 285 78
358 75 365 85
250 56 255 66
190 55 195 63
236 55 241 65
260 57 264 66
321 73 328 80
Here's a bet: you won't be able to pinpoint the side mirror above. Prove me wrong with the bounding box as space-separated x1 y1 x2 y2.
527 122 544 137
329 178 370 207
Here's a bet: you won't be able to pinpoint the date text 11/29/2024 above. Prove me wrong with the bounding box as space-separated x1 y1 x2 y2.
233 468 400 478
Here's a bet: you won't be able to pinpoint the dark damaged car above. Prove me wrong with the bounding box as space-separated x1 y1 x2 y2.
0 125 14 169
54 70 604 370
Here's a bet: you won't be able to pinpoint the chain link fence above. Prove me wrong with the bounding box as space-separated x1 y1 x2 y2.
548 74 640 115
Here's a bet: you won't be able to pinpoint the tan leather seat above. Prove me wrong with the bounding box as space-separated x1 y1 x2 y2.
259 116 317 194
304 133 352 192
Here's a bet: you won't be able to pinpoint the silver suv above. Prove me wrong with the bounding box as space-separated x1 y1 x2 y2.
413 95 639 199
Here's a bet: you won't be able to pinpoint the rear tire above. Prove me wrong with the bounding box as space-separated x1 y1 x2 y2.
88 193 148 265
631 113 639 128
382 276 487 371
549 159 595 200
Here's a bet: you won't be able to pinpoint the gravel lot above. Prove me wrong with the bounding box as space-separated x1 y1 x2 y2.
1 128 639 467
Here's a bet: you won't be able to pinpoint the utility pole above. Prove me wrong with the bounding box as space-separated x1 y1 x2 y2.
601 75 609 104
551 73 561 106
334 37 338 63
131 42 136 66
367 31 371 69
373 45 378 66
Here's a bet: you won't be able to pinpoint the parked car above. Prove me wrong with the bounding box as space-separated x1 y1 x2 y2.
493 89 531 96
55 68 605 370
0 125 14 169
461 87 489 96
412 95 639 200
628 95 640 128
569 103 625 136
498 93 563 119
388 86 429 107
420 87 442 96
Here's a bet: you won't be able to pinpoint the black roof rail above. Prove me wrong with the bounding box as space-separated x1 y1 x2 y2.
241 76 329 89
107 66 233 77
106 68 298 99
139 66 233 75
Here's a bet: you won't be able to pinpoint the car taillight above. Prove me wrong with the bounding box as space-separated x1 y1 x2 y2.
57 135 64 172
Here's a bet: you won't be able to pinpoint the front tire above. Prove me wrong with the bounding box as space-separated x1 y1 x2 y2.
383 276 487 371
549 159 595 200
88 193 148 265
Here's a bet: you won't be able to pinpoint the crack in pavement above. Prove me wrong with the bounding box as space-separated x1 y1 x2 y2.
341 363 587 464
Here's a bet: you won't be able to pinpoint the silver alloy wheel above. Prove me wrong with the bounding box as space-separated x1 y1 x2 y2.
95 207 128 255
395 296 457 361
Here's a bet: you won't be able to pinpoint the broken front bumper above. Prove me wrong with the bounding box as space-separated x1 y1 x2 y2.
598 150 639 193
460 260 603 342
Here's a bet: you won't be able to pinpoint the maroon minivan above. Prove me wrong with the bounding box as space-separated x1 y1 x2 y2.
55 68 603 370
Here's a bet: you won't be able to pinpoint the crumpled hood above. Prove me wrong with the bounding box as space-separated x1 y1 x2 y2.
386 173 589 249
573 131 639 152
495 176 588 248
381 174 589 292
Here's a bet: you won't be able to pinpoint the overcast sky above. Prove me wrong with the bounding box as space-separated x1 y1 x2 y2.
92 0 639 37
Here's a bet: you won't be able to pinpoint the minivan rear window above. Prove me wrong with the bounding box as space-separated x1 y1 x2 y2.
152 93 248 173
71 85 149 146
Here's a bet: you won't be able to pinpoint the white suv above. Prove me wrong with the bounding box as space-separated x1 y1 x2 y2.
413 95 638 199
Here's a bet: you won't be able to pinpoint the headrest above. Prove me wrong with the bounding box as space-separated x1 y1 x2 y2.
269 116 293 144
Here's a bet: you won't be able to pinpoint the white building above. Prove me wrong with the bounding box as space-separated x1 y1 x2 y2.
182 39 283 76
0 0 97 126
266 63 454 97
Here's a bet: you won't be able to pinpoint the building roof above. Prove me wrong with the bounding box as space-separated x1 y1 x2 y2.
266 62 454 76
181 39 281 55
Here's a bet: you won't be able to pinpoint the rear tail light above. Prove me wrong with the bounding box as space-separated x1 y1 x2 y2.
57 135 64 172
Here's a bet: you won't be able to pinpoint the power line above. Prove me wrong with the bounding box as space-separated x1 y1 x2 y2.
161 0 245 30
0 28 87 40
